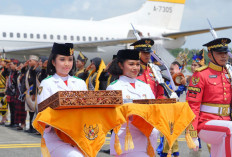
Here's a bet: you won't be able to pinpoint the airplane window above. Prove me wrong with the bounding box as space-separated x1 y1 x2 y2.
37 34 40 39
57 35 60 40
100 37 103 40
70 36 74 41
83 36 86 41
30 34 34 39
43 34 47 39
2 32 6 37
106 37 109 40
50 35 53 40
94 37 98 41
10 32 13 38
17 33 20 38
64 35 67 40
88 37 92 41
77 36 80 41
24 33 27 38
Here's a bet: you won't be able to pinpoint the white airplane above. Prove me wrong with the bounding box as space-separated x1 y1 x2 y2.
0 0 231 61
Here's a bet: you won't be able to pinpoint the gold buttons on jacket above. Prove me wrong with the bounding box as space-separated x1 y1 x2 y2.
214 82 216 85
225 98 227 101
223 83 225 85
224 93 226 95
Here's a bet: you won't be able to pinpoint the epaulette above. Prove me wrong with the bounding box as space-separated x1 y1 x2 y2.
110 79 118 85
137 79 145 84
73 76 82 80
44 75 52 80
195 65 208 72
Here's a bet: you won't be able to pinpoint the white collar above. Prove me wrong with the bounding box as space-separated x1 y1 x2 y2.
119 75 137 83
52 73 72 82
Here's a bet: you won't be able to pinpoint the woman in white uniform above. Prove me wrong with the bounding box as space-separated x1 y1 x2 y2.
37 43 87 157
107 49 159 157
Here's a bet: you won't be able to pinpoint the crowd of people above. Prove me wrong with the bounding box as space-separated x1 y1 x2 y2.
0 37 232 157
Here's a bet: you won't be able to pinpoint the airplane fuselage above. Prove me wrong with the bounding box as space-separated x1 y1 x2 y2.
0 15 185 54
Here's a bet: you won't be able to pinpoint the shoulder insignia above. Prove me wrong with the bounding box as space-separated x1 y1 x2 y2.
137 79 145 84
44 75 52 80
195 65 208 72
73 76 82 80
38 87 43 95
110 79 118 85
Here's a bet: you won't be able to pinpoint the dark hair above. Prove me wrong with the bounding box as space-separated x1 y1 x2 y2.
108 58 143 76
171 61 182 69
47 53 76 76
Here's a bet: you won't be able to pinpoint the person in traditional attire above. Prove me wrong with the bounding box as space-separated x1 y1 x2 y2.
0 59 10 125
37 56 49 82
186 49 205 85
106 49 159 157
75 52 89 81
5 59 18 127
37 43 87 157
22 55 39 133
186 38 232 157
99 55 119 90
11 60 27 130
86 57 105 90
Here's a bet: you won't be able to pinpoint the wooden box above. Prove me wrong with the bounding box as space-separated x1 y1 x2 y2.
38 90 123 112
133 98 176 104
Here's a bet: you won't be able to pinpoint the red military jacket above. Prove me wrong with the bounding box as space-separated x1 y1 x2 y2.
137 64 165 99
186 62 232 135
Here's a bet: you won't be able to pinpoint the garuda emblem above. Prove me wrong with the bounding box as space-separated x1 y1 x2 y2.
84 124 99 140
70 48 74 55
145 40 151 44
192 76 200 86
169 121 174 135
222 39 227 46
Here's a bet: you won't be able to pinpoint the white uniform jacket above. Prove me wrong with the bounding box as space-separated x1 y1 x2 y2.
107 75 155 101
37 74 87 157
106 75 158 157
37 73 87 104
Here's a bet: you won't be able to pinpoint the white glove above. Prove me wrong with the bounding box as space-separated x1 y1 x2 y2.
170 92 179 101
192 137 199 151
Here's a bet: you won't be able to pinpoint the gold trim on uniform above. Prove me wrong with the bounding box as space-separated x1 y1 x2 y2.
202 103 230 116
208 62 223 71
207 44 228 50
134 44 152 48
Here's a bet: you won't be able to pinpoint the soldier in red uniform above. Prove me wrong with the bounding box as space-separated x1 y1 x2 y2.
131 39 165 99
186 38 232 157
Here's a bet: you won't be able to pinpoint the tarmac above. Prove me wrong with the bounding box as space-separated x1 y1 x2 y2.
0 122 210 157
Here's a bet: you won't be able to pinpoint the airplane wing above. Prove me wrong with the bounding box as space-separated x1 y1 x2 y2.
2 37 163 54
163 26 232 39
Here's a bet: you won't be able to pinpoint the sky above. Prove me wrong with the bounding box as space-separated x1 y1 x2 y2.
0 0 232 49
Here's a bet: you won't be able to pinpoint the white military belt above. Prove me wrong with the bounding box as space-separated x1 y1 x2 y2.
200 103 230 116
